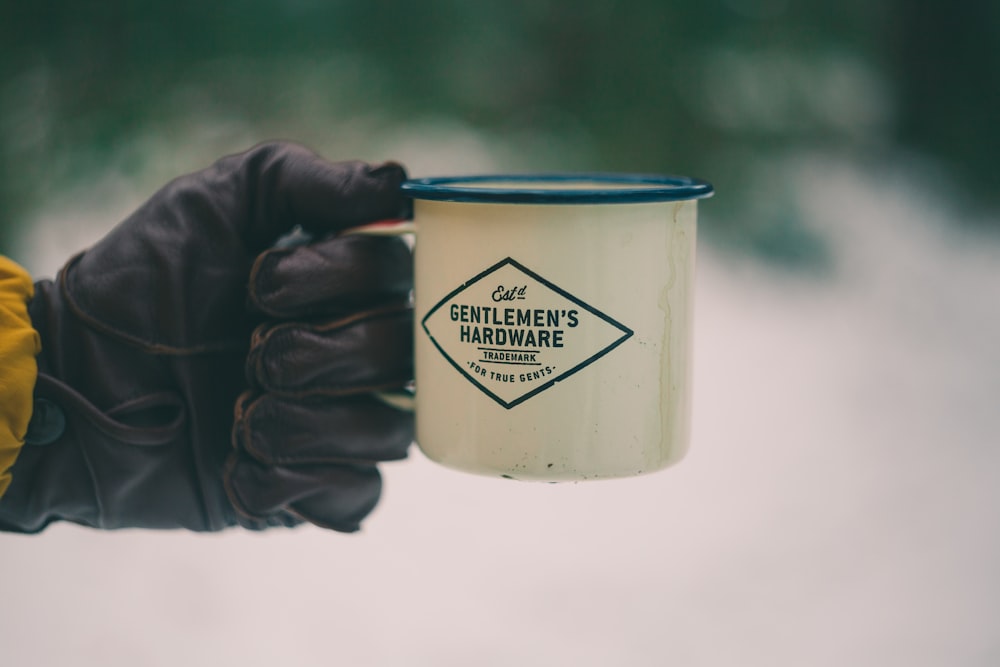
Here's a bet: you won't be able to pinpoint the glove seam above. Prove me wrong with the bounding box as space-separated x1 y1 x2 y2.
59 253 248 356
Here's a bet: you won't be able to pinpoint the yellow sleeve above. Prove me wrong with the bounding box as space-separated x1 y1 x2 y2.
0 256 41 499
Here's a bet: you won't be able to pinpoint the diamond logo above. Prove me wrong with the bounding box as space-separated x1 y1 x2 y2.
421 257 633 409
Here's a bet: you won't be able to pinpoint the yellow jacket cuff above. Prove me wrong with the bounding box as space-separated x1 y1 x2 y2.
0 256 41 499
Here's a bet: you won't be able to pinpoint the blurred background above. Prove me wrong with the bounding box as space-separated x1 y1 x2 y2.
2 2 998 665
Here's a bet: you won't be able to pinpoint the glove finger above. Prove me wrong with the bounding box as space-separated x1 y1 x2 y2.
291 483 382 533
247 305 413 394
222 142 410 252
248 233 413 319
224 456 381 533
235 393 414 465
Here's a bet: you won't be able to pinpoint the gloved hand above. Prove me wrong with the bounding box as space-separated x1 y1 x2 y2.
0 142 414 533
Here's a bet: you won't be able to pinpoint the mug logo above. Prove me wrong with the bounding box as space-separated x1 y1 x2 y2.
421 257 633 409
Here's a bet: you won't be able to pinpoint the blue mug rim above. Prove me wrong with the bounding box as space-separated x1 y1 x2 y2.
401 173 714 204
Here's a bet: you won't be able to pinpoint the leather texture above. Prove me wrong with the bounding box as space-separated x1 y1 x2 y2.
0 142 415 532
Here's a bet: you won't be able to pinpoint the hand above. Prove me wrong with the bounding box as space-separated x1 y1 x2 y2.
0 142 414 532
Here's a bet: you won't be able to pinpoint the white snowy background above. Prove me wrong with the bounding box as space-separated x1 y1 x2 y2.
2 131 999 666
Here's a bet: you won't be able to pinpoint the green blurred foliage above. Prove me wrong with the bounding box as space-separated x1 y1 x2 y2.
1 1 997 263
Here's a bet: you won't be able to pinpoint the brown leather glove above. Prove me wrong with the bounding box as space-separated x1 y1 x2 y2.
0 142 414 532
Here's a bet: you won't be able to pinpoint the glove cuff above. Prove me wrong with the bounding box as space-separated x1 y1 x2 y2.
1 278 240 532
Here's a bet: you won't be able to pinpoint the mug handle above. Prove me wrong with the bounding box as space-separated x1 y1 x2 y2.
346 219 417 412
343 219 415 237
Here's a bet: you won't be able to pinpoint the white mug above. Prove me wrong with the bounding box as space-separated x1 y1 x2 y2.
377 174 712 481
